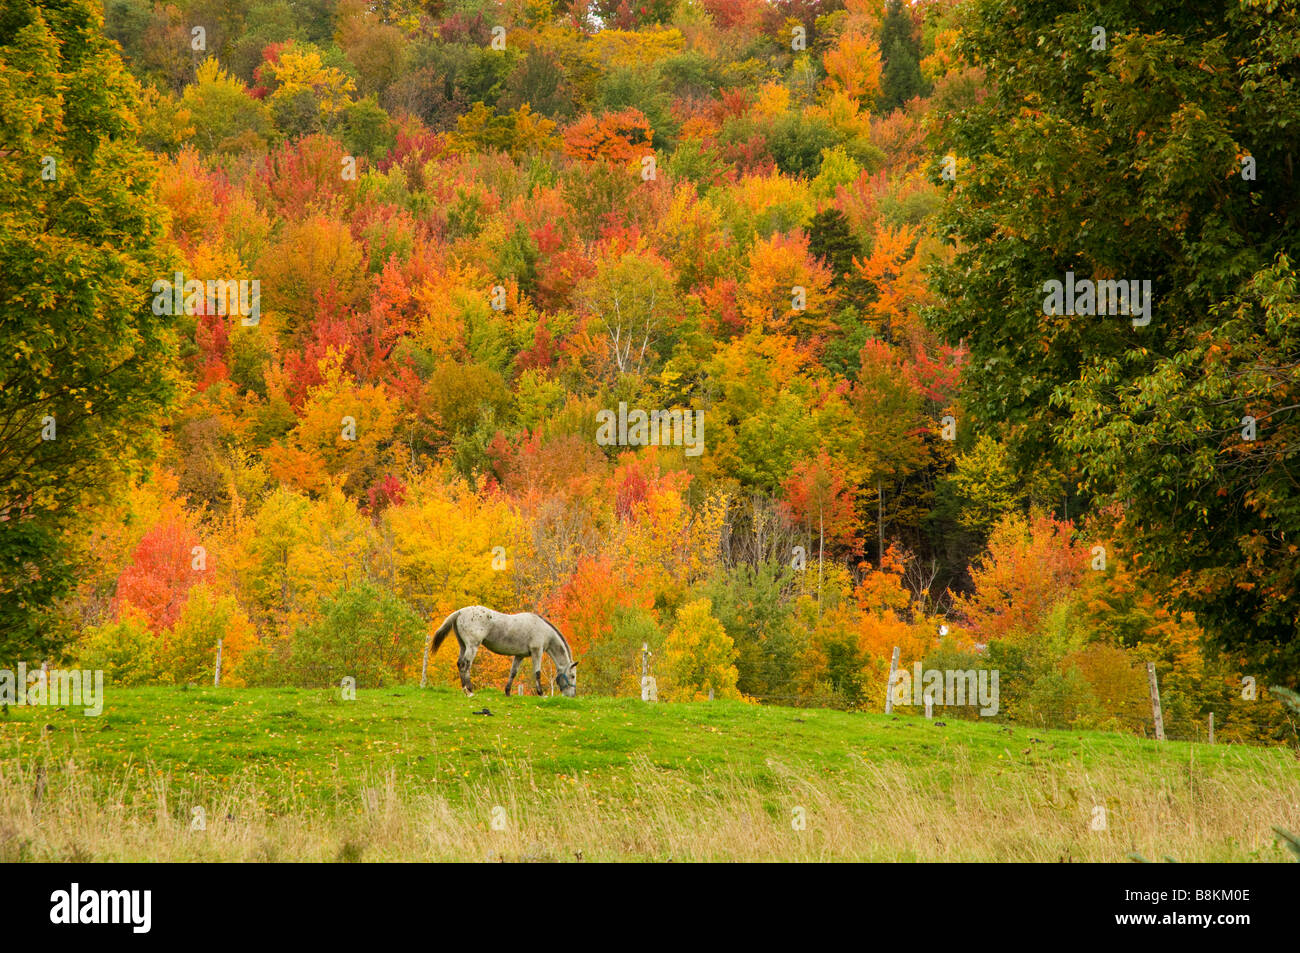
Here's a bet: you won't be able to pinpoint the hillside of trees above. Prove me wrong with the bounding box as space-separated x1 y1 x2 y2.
1 0 1294 743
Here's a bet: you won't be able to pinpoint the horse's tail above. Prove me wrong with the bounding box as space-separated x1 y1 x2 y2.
431 610 461 653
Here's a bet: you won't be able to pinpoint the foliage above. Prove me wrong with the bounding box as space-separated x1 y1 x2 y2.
13 0 1289 747
934 0 1300 680
661 598 741 701
287 579 426 687
0 0 178 660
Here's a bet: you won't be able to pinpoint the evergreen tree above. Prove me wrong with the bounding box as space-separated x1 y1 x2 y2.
878 0 926 111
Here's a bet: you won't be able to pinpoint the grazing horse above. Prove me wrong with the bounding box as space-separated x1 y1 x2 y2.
428 606 578 698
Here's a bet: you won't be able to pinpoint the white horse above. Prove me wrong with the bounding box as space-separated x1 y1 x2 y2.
428 606 578 697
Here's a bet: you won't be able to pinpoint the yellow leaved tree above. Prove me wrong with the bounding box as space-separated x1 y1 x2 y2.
265 46 356 122
162 582 259 686
661 598 741 701
823 32 883 103
385 470 531 686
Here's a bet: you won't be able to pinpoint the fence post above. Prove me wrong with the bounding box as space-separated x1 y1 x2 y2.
1208 711 1214 745
420 634 432 688
640 643 657 702
884 646 900 714
1146 662 1166 741
214 638 223 687
924 692 933 720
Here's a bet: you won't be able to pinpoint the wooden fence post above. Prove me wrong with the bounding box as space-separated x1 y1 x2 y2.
214 638 223 687
1146 662 1166 741
884 646 900 714
420 634 432 688
1208 712 1214 745
640 643 658 702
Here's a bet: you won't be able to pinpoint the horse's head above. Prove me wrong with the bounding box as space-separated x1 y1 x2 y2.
556 660 578 697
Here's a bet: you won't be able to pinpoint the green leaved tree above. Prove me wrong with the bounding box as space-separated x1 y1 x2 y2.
934 0 1300 682
0 0 178 662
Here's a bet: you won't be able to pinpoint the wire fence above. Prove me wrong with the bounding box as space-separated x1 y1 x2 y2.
698 671 1297 747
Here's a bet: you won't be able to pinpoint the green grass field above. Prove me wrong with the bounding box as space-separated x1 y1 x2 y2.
2 687 1297 862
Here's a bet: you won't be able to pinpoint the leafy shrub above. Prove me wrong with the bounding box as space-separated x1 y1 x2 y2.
287 580 425 687
581 605 663 697
162 584 259 686
662 598 741 701
76 609 160 686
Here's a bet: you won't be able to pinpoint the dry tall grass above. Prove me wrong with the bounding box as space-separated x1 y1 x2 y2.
2 748 1296 862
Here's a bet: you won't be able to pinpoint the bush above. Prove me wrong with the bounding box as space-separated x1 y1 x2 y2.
662 598 741 701
76 610 160 686
700 561 796 699
581 605 663 697
287 580 425 687
920 637 989 722
162 584 259 687
1025 667 1096 729
1062 643 1149 731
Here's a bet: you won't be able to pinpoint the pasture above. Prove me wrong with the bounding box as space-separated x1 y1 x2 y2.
1 687 1296 862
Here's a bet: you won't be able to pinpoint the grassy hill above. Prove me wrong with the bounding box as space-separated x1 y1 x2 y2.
1 686 1296 862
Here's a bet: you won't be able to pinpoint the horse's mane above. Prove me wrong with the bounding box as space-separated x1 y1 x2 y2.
537 615 572 659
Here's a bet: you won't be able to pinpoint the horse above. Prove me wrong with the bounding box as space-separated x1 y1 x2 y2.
427 606 578 698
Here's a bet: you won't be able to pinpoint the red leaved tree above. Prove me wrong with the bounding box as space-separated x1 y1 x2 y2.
114 521 205 632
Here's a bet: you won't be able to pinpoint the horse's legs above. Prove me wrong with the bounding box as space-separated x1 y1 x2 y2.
458 644 478 697
531 646 545 696
504 656 522 696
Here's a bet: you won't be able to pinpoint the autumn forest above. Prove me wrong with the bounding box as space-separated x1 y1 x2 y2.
2 0 1298 746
